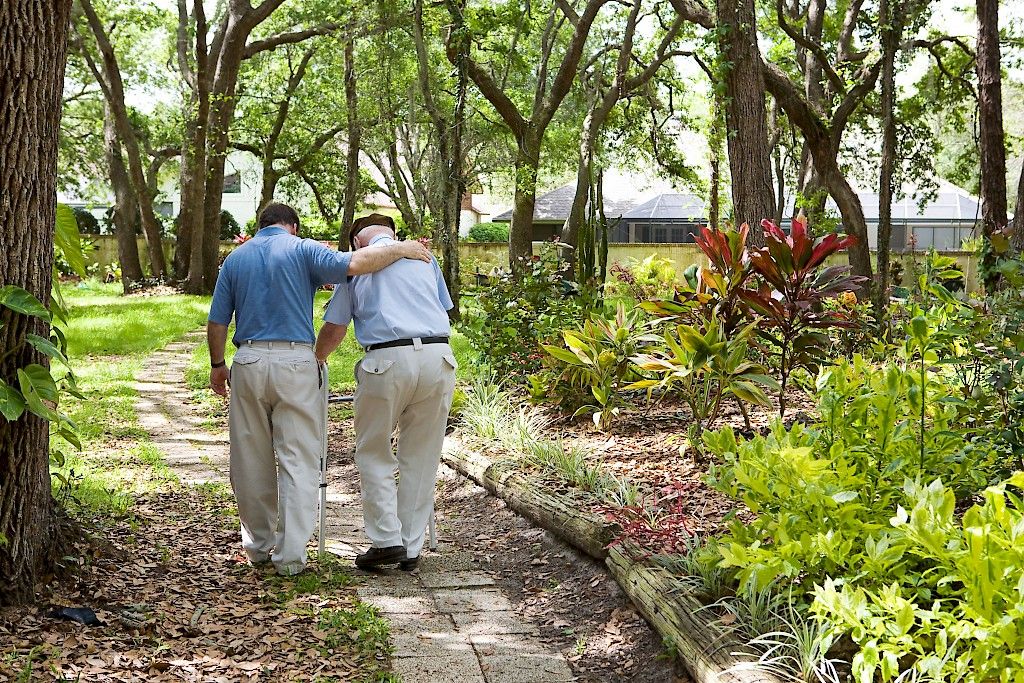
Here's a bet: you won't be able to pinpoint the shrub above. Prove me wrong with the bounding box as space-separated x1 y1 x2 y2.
218 210 241 240
72 207 101 235
629 318 777 452
466 221 509 242
535 303 643 431
462 244 596 383
740 214 865 416
607 254 676 301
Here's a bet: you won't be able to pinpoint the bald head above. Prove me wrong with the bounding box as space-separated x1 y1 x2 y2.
354 224 395 249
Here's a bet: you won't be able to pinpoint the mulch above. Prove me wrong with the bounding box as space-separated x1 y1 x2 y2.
0 489 386 683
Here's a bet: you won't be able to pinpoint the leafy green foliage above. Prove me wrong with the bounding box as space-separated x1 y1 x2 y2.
462 245 595 382
814 474 1024 683
218 209 241 241
630 319 776 451
607 255 677 302
536 304 642 431
466 221 509 242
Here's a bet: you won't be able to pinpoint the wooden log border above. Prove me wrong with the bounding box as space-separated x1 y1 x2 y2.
441 436 781 683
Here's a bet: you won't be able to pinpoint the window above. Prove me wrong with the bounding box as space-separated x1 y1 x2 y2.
223 172 241 194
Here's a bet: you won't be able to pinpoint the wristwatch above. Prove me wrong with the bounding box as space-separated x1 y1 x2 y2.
211 360 226 368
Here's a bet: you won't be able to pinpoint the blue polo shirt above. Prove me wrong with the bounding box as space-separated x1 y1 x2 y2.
323 235 452 346
209 226 352 346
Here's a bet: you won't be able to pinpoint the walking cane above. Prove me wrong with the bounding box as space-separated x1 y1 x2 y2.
318 363 329 557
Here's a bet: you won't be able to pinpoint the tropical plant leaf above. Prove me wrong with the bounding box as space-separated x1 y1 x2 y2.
55 203 87 277
0 285 50 320
0 379 26 421
17 364 59 421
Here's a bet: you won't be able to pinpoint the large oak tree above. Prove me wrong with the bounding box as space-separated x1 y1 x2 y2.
0 0 74 606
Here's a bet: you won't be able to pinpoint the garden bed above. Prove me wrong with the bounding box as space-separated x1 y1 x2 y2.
442 436 784 683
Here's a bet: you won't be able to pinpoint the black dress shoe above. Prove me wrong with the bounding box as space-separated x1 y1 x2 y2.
398 556 419 572
355 545 406 569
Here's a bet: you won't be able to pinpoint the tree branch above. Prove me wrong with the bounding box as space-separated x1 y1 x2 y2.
774 0 845 94
243 23 340 59
537 0 612 129
666 0 714 30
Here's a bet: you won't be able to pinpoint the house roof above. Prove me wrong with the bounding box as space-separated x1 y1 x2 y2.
620 183 983 224
490 183 639 223
490 180 984 225
622 193 705 220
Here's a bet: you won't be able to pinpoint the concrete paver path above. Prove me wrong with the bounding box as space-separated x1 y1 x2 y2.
134 331 576 683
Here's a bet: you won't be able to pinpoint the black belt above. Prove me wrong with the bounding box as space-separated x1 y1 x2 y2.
365 336 449 352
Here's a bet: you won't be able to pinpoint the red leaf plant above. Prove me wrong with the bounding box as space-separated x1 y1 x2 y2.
740 212 866 416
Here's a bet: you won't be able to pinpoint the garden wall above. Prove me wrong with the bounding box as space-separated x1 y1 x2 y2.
80 235 981 291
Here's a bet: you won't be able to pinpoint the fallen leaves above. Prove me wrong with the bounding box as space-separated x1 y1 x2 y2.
0 489 388 683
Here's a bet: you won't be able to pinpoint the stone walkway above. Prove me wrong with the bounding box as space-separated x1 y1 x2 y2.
133 332 576 683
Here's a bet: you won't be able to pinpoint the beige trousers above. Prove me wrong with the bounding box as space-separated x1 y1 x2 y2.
353 343 457 559
228 342 323 575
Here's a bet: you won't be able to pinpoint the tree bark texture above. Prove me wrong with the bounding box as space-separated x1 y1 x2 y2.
102 103 145 289
1013 164 1024 255
976 0 1008 289
80 0 167 279
0 0 72 606
340 29 360 243
716 0 775 244
510 138 541 267
874 0 901 314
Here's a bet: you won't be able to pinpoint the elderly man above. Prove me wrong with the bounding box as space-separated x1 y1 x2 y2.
208 203 431 576
314 213 456 571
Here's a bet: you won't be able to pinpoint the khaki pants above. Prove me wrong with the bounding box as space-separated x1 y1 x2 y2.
353 343 457 559
228 342 323 575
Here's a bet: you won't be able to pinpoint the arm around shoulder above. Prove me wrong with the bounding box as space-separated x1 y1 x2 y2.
348 240 431 276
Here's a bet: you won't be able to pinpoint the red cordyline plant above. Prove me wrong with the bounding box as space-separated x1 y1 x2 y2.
640 223 754 336
740 212 866 416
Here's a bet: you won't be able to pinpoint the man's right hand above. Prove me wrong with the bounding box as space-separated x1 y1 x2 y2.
399 240 431 263
210 365 230 397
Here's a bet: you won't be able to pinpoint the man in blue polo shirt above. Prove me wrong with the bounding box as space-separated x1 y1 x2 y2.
207 203 430 576
314 214 456 571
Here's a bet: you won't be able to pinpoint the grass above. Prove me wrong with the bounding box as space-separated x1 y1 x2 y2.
52 281 213 515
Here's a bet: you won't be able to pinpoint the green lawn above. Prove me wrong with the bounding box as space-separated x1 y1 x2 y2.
58 281 476 501
54 280 214 513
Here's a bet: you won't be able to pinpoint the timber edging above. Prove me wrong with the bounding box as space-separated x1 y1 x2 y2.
441 436 784 683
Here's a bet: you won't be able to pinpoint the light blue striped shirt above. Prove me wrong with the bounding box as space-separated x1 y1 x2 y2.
323 235 452 346
209 226 352 346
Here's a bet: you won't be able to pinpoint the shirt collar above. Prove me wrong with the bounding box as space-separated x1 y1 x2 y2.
368 234 395 246
257 226 289 236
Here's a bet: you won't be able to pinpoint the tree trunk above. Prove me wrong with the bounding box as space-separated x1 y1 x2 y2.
180 88 209 291
1013 164 1024 254
716 0 774 244
976 0 1008 290
80 0 167 280
875 0 901 315
103 104 145 289
341 30 360 242
0 0 72 606
510 136 540 269
561 109 596 253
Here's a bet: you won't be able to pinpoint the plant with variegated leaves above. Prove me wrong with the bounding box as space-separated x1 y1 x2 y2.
628 318 778 454
538 303 643 431
640 223 754 336
740 213 865 416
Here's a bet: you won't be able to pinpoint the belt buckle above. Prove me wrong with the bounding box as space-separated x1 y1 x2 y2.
413 337 423 350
